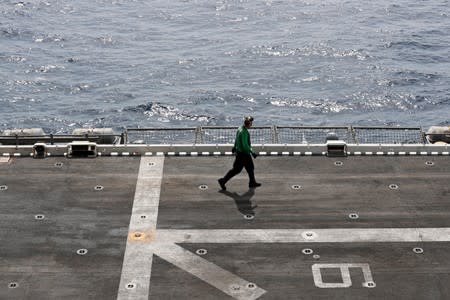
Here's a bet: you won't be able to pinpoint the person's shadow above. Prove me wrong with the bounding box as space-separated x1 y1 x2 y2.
220 188 257 216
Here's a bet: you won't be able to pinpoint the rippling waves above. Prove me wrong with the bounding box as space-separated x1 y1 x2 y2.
1 0 449 132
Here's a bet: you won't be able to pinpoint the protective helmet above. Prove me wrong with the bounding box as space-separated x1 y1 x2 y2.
243 116 254 125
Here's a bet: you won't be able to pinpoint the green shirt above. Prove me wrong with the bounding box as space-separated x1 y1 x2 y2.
234 126 253 154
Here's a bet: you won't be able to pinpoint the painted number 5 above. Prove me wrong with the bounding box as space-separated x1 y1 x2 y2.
312 263 376 288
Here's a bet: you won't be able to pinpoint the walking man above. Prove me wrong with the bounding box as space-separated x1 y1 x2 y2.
218 116 261 190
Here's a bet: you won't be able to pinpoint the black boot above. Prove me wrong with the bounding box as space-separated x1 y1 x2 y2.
218 178 227 190
249 182 261 188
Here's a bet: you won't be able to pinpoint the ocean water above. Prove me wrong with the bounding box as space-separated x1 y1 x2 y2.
1 0 449 133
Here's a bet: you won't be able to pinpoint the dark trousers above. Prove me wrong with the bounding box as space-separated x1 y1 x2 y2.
222 152 257 184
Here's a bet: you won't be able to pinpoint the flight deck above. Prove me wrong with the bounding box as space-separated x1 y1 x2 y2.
0 126 449 300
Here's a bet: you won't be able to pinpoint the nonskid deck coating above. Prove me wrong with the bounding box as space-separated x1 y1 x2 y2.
159 156 450 229
0 157 141 300
0 155 450 299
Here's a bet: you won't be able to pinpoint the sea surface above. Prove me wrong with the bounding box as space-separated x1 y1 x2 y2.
1 0 449 133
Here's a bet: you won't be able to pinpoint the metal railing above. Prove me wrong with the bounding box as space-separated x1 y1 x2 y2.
0 134 123 146
124 127 200 145
352 127 425 144
0 126 432 146
124 126 428 145
276 126 353 144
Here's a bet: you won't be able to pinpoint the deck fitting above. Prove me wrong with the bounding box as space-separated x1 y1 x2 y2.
126 283 136 290
244 214 255 220
349 213 359 220
302 231 317 240
196 249 207 255
198 184 208 190
34 214 45 220
127 230 155 242
302 248 314 255
363 281 376 288
230 284 241 292
389 184 399 190
413 247 424 254
8 282 19 289
76 249 88 256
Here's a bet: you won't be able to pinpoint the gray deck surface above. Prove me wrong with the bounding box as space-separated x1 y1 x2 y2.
1 155 450 299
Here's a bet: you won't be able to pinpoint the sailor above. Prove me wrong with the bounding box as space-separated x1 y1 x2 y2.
218 116 261 190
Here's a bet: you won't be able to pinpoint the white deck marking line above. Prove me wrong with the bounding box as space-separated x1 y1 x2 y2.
143 227 450 299
117 159 450 299
155 228 450 243
152 242 267 300
117 156 165 300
